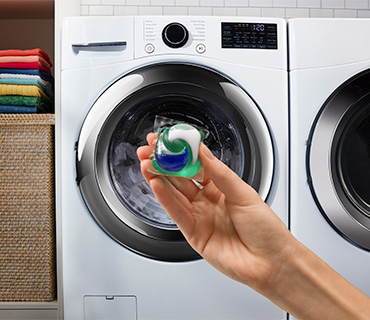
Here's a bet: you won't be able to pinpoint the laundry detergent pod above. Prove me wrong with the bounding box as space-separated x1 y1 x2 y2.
153 123 203 178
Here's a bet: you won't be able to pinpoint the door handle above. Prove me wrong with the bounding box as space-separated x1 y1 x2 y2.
72 41 127 53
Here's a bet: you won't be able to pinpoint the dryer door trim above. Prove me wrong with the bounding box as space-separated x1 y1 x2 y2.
77 63 274 261
308 69 370 250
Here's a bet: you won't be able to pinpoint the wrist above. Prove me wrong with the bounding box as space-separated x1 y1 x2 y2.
266 238 370 320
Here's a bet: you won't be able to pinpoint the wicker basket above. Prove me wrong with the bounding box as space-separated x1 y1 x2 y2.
0 114 56 302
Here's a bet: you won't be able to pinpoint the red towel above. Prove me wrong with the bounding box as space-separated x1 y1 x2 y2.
0 49 52 67
0 62 51 74
0 55 51 69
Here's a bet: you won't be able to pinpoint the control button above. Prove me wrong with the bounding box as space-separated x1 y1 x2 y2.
145 43 155 54
196 43 206 54
162 22 189 48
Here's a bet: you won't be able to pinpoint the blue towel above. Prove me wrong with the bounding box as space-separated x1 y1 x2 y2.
0 105 37 113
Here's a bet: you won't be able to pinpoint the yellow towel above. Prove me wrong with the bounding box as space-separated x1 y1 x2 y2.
0 84 51 100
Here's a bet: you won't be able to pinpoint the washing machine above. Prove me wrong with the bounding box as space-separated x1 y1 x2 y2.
60 16 288 319
289 18 370 318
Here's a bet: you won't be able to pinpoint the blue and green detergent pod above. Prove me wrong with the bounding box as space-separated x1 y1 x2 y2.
153 123 203 178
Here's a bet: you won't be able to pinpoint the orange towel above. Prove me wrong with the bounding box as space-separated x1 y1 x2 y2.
0 49 52 67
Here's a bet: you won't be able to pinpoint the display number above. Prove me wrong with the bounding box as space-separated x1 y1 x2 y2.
252 24 265 32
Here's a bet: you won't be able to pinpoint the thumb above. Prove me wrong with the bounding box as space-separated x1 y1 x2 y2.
198 144 261 205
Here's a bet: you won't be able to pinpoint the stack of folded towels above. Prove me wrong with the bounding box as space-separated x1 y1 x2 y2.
0 48 54 113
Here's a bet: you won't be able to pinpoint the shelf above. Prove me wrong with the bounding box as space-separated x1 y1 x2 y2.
0 0 54 19
0 301 58 310
0 301 58 320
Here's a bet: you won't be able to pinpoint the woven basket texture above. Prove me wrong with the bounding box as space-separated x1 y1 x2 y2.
0 114 56 302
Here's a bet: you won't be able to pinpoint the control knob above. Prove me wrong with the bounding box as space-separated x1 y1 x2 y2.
162 23 189 48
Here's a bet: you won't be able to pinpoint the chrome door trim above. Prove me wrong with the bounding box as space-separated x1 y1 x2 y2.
77 62 274 261
308 70 370 250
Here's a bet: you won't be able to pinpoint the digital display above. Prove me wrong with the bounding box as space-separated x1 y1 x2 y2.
222 22 278 49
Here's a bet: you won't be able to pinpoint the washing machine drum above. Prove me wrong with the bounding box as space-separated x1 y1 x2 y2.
76 63 274 261
308 69 370 251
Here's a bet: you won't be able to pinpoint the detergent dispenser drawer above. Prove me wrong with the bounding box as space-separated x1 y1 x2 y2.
84 295 137 320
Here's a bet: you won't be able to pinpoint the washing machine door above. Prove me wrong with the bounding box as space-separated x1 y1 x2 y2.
77 63 274 261
308 69 370 250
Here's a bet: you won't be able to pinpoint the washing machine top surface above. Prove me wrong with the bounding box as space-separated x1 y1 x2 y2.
62 15 287 71
289 18 370 70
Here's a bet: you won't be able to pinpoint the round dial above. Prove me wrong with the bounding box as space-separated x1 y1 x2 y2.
162 23 189 48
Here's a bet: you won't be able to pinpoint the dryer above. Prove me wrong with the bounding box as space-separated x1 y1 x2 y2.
60 16 288 319
289 18 370 318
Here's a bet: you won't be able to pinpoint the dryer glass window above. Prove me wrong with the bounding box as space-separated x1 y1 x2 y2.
108 93 245 228
337 104 370 217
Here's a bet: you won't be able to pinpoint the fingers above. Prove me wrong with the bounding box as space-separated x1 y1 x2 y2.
138 134 260 206
146 132 157 146
139 156 196 234
136 132 197 234
137 132 156 161
139 158 160 184
149 177 196 236
136 145 152 162
198 144 261 206
139 153 202 209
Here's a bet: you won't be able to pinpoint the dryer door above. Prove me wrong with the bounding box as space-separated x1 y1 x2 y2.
77 63 274 261
308 69 370 250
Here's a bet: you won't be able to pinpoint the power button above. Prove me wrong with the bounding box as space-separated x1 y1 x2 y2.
145 43 155 54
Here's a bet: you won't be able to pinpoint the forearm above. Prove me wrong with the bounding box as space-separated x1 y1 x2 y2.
267 239 370 320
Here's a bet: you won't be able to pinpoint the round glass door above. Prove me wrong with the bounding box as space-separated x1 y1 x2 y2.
107 93 246 229
337 103 370 217
77 63 274 261
308 69 370 250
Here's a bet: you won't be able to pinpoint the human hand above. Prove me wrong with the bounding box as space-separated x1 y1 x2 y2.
136 133 296 294
137 133 370 319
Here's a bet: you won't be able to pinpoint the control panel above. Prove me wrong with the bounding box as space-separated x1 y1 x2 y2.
141 18 206 55
134 17 284 64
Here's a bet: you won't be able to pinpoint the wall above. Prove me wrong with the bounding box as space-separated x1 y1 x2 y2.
81 0 370 18
0 19 54 70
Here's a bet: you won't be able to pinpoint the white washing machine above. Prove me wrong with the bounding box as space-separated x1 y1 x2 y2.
289 18 370 318
60 16 288 319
